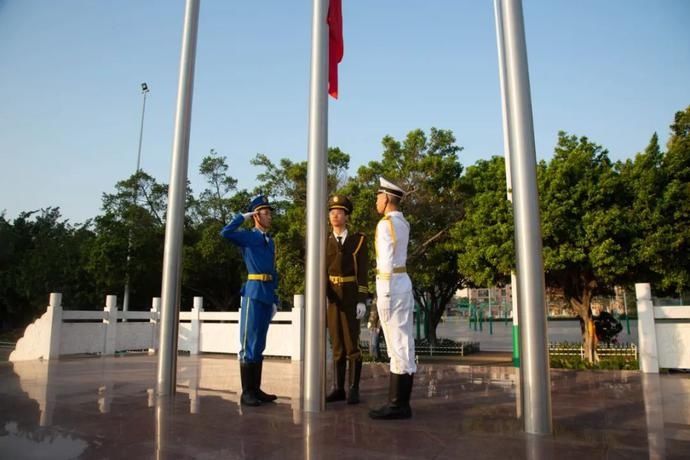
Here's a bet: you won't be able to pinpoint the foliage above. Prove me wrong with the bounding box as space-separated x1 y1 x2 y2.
250 148 350 303
194 149 239 224
452 156 514 287
183 151 248 310
618 133 667 288
2 105 689 353
549 355 639 370
659 107 690 292
182 220 245 310
344 128 465 345
538 132 634 362
87 171 167 308
0 208 98 327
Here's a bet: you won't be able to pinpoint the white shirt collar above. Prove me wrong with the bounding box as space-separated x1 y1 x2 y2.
254 228 270 238
333 229 348 240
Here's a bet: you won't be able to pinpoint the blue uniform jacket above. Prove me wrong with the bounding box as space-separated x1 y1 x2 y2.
220 213 279 306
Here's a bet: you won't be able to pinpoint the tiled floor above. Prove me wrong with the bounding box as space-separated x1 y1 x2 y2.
1 354 688 459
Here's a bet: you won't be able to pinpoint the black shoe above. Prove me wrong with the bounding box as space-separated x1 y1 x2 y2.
347 387 360 405
255 361 277 402
347 359 362 404
256 389 277 403
326 359 347 403
368 373 414 420
368 402 411 419
241 391 262 407
240 362 261 407
325 388 346 402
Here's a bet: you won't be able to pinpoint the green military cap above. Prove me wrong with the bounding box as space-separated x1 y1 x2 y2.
328 194 353 214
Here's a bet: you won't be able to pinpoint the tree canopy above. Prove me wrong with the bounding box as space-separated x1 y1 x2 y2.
342 128 465 343
2 105 689 357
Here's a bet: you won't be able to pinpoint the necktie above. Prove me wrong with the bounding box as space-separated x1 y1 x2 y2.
337 236 343 248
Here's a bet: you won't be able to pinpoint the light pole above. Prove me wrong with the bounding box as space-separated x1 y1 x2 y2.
123 82 150 314
136 82 150 172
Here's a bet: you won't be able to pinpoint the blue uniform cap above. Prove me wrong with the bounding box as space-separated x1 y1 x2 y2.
247 195 273 213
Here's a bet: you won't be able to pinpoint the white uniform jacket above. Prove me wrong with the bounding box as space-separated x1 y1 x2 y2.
375 211 412 297
375 210 416 374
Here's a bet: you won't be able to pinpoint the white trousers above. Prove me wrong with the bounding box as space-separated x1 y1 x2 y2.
377 290 416 374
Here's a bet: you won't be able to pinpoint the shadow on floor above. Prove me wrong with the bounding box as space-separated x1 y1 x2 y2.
1 354 688 459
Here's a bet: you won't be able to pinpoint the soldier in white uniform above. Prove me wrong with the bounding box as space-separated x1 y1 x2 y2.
369 177 416 420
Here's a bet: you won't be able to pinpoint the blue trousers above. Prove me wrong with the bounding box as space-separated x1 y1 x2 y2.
239 297 272 363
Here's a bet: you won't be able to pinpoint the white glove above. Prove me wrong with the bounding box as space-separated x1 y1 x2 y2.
242 211 256 221
271 303 278 320
356 302 366 320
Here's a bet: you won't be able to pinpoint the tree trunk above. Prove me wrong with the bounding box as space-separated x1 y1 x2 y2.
569 284 599 364
414 283 458 347
427 322 438 346
583 314 598 363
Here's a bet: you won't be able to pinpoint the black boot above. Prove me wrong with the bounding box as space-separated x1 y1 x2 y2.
240 362 261 407
255 361 277 402
368 373 414 419
325 359 346 402
347 359 362 404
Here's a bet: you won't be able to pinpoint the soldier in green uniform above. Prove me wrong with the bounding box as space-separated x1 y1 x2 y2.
325 194 369 405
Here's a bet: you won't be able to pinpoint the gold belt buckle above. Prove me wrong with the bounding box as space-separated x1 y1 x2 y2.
329 275 355 285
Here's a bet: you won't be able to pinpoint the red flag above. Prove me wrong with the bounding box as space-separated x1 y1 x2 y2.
328 0 343 99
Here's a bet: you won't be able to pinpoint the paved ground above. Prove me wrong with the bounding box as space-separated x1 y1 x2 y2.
1 354 687 459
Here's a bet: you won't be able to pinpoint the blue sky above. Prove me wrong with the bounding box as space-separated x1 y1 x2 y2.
1 0 689 224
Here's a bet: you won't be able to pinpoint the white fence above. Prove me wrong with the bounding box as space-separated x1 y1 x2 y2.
548 344 638 360
636 283 690 372
9 293 305 362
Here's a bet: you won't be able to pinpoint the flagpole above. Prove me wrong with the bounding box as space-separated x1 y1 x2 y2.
303 0 329 413
496 0 552 435
494 0 521 373
156 0 200 397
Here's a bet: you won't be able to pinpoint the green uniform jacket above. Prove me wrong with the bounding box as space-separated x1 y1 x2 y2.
326 231 369 361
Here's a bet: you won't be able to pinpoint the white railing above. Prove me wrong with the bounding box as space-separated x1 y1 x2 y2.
549 343 638 360
636 283 690 372
9 293 305 362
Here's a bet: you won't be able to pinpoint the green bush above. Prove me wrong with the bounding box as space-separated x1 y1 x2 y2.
549 355 639 370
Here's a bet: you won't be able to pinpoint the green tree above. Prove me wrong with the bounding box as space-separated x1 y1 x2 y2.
183 151 249 310
622 106 690 298
346 128 465 344
101 170 168 226
250 148 351 304
195 149 239 224
452 156 514 288
657 106 690 295
619 133 667 288
539 132 634 362
0 208 98 328
87 171 167 308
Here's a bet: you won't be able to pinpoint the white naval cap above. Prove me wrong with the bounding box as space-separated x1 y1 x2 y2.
377 177 405 198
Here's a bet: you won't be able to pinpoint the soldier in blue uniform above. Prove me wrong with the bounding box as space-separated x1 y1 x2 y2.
220 195 279 406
